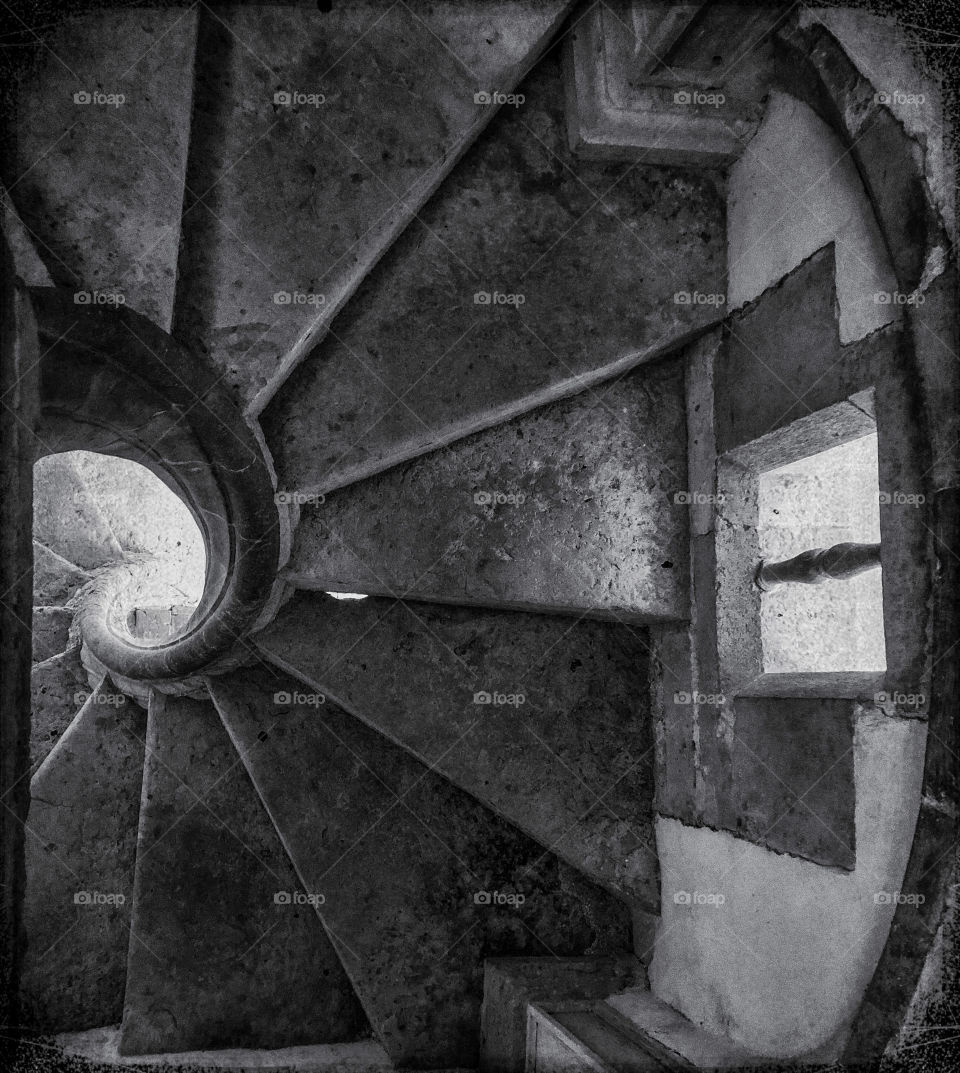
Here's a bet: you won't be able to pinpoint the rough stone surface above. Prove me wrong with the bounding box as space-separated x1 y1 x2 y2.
30 646 91 769
729 697 856 870
264 54 724 494
57 1025 473 1072
19 681 146 1032
119 693 368 1056
174 2 569 410
727 91 897 343
284 355 689 620
718 244 843 454
256 591 658 907
479 956 642 1073
209 665 633 1069
7 8 196 329
1 236 39 1037
32 454 123 571
649 625 697 823
775 21 947 296
32 541 90 606
31 607 73 663
650 713 926 1059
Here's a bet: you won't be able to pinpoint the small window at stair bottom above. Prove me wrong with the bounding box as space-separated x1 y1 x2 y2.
758 432 885 674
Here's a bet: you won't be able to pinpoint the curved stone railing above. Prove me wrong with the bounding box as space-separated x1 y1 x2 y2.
29 287 281 683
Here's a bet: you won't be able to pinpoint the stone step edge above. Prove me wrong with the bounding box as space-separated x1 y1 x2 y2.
52 1025 475 1072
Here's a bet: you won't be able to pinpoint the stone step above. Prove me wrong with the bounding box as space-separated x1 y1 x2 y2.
208 665 633 1069
255 591 658 908
480 956 645 1073
9 6 196 328
32 455 124 571
172 1 570 412
526 991 765 1072
32 541 90 606
262 51 723 496
118 692 367 1056
281 354 688 622
20 681 146 1032
31 607 73 664
55 1025 473 1072
30 645 94 769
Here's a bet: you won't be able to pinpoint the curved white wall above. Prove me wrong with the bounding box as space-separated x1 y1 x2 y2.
650 715 926 1058
727 90 899 342
650 89 928 1059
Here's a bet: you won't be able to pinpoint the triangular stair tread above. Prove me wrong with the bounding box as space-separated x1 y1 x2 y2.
280 355 688 621
32 454 124 571
32 540 91 606
208 665 633 1068
263 53 722 493
55 1025 473 1071
118 692 367 1056
20 680 147 1032
255 591 658 907
174 2 570 411
30 645 93 770
10 7 196 328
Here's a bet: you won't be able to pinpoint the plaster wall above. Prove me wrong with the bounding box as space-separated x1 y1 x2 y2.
650 714 927 1058
651 75 928 1058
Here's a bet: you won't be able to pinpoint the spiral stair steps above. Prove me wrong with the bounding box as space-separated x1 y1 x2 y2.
172 3 572 414
29 647 91 772
208 664 634 1068
261 53 724 497
31 542 91 607
32 454 125 572
279 354 689 621
8 6 197 329
118 692 367 1057
254 590 659 908
19 681 147 1033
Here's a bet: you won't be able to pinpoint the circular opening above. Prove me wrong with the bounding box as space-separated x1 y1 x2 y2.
33 451 207 646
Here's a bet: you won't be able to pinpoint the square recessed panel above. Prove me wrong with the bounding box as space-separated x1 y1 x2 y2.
758 432 885 673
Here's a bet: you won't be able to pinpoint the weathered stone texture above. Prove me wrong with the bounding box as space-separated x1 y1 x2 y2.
119 693 367 1056
285 355 689 620
256 591 658 907
20 683 146 1031
264 54 724 493
210 665 633 1068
